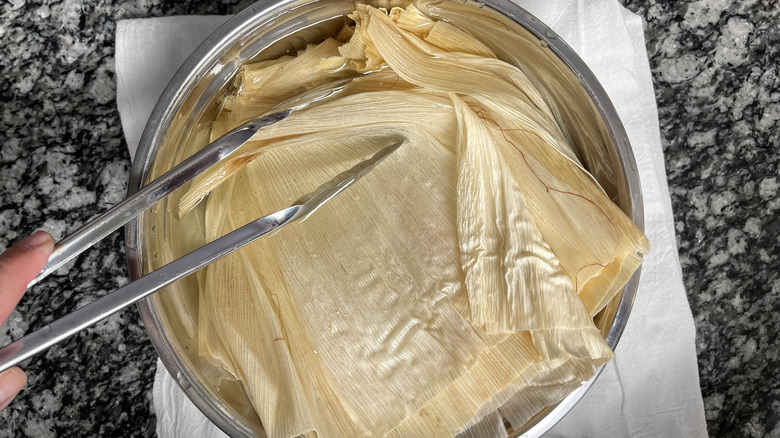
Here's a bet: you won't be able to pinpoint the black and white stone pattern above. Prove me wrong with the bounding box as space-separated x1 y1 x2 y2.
621 1 779 437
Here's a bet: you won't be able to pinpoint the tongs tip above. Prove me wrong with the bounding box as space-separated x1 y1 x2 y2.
294 139 406 220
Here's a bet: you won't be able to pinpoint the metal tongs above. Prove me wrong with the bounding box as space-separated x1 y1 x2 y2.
0 79 403 373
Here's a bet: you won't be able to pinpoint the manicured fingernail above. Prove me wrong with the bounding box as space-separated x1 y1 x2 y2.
20 230 53 249
0 367 27 409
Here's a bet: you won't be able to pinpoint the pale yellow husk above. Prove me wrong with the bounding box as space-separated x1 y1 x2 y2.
178 2 650 437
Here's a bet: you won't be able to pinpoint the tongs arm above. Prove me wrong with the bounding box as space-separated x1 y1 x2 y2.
28 111 289 288
1 204 299 373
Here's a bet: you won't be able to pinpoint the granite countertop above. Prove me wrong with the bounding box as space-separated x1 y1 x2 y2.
0 0 776 436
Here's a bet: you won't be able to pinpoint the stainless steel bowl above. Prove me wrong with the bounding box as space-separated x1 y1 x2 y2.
126 1 645 436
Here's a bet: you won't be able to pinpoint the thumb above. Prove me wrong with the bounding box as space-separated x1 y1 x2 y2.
0 231 55 326
0 367 27 410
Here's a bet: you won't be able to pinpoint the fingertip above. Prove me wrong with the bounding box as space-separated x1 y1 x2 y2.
0 231 56 325
20 230 55 252
0 367 27 411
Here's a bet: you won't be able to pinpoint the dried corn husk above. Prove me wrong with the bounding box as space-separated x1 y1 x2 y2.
172 2 651 437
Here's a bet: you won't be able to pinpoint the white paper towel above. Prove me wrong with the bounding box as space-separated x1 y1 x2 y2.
115 2 708 436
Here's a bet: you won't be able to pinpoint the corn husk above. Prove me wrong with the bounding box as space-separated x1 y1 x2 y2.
175 2 651 437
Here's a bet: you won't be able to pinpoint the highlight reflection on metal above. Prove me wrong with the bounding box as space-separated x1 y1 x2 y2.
0 140 402 374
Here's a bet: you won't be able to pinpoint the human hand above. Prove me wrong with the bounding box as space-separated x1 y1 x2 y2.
0 230 54 410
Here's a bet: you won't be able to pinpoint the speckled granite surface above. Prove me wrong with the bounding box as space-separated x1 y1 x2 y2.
620 1 780 437
0 0 776 437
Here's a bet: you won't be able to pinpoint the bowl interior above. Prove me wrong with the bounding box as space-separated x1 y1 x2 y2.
127 1 644 436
